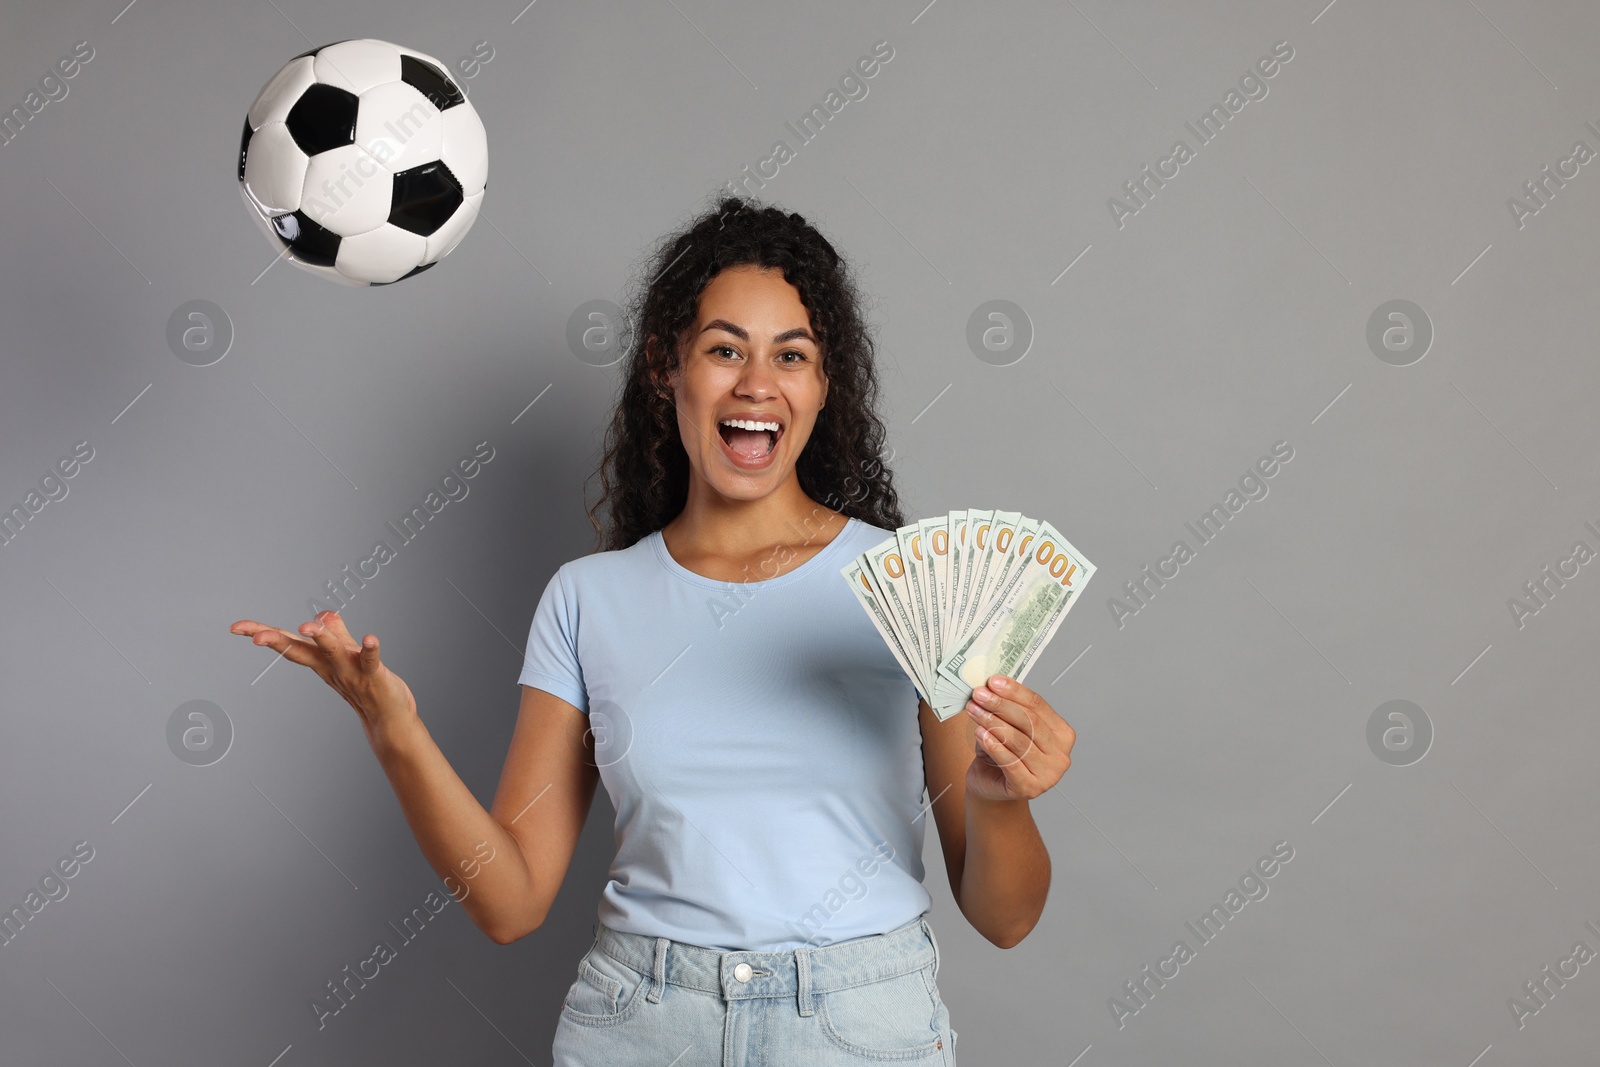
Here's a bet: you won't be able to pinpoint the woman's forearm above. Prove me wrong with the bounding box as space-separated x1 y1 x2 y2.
365 712 544 944
957 795 1050 949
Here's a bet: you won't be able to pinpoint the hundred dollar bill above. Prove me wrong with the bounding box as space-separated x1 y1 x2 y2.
933 519 1095 714
863 536 926 676
918 513 951 670
895 522 935 680
968 511 1024 639
948 508 991 652
930 512 1038 714
979 515 1041 637
933 513 1036 715
841 557 932 705
940 510 968 654
856 550 921 691
844 510 1096 722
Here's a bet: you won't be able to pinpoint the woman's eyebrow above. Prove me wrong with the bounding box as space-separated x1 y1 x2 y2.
699 319 817 345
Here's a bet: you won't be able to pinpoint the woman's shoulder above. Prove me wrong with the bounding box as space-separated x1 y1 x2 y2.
840 515 900 549
555 533 657 585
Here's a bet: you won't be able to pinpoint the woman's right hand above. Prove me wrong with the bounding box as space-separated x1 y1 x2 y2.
229 610 418 742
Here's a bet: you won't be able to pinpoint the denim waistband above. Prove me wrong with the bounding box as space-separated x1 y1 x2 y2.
591 913 940 1018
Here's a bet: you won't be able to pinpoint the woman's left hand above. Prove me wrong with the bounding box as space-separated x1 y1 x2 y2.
963 674 1075 803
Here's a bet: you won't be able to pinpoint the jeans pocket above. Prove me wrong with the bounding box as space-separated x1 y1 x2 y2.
818 962 946 1060
560 945 649 1028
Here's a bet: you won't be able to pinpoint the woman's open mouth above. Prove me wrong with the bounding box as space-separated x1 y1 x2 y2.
717 416 784 470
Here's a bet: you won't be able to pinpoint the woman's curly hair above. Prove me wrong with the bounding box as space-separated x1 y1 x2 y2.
584 193 905 552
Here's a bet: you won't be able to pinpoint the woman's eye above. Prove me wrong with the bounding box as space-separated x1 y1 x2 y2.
712 346 805 363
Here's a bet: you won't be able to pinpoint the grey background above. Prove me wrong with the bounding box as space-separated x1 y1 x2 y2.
2 0 1598 1064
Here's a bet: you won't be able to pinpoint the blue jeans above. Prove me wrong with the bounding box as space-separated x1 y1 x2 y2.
552 914 959 1065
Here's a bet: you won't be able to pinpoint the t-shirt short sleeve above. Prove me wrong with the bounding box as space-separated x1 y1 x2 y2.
517 565 589 714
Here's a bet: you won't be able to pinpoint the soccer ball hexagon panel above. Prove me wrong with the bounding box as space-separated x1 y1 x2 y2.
238 38 488 286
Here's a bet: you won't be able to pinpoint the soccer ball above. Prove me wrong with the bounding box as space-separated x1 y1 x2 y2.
237 38 488 286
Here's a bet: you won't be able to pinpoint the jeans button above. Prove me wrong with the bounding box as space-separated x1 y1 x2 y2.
732 962 752 982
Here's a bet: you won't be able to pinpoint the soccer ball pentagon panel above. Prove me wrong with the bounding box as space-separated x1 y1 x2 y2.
237 39 488 286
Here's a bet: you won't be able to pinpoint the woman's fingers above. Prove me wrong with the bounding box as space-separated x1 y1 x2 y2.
300 610 356 664
230 619 316 652
233 622 331 675
299 612 386 686
232 615 413 728
230 619 286 640
234 613 385 688
358 631 382 674
308 610 359 649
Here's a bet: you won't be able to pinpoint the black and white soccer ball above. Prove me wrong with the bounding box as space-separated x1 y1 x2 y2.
237 38 488 286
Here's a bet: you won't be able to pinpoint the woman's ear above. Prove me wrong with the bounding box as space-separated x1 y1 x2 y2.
646 335 673 401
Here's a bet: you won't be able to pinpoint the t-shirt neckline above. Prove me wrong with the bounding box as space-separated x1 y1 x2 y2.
648 516 860 590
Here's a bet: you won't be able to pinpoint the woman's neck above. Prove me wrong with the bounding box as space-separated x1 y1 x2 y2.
660 482 849 581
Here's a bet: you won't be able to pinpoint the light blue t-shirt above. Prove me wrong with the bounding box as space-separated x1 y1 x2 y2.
517 515 934 951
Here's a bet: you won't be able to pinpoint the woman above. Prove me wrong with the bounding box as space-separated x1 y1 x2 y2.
229 196 1077 1065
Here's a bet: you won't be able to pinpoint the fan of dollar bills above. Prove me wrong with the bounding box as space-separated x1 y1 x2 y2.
840 510 1095 721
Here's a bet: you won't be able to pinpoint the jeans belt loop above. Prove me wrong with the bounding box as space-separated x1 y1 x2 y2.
796 946 815 1017
922 917 941 978
647 936 668 1004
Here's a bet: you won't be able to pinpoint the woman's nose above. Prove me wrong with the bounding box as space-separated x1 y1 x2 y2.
734 357 777 397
